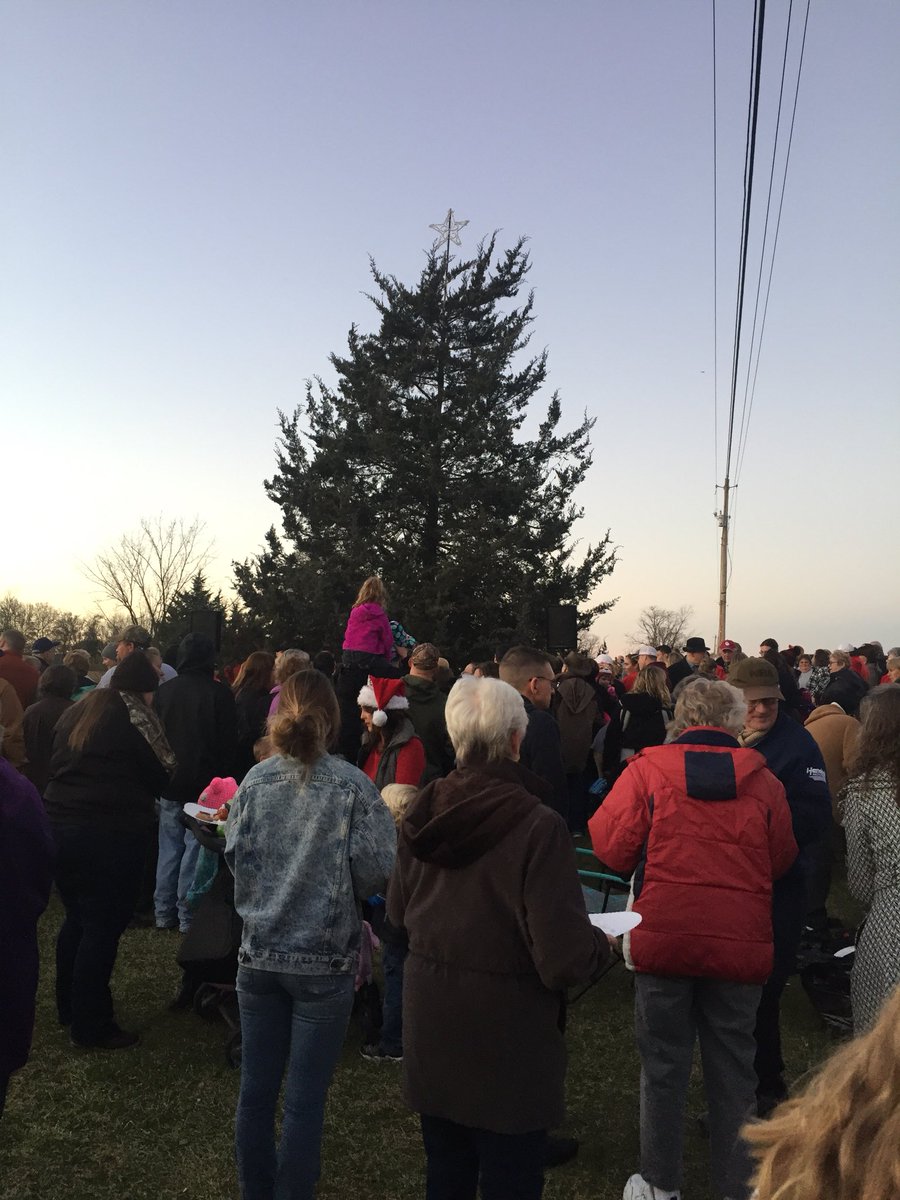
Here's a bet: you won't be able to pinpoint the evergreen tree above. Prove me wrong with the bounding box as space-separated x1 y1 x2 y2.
235 233 617 664
156 572 224 651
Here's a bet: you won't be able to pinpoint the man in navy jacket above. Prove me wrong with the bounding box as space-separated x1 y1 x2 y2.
499 646 568 821
730 657 831 1113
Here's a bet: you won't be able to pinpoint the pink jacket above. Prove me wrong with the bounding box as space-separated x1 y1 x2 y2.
342 603 393 658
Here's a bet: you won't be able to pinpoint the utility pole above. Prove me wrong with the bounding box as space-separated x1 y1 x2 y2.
716 479 731 649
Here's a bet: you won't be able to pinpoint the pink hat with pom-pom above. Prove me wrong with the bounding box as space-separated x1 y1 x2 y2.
357 676 408 727
198 776 239 806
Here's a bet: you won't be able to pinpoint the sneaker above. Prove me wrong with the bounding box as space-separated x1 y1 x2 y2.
623 1174 681 1200
544 1135 579 1168
360 1044 402 1063
71 1027 140 1051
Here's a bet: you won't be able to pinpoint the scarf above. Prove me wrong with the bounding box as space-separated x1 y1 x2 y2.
119 691 177 773
738 728 767 749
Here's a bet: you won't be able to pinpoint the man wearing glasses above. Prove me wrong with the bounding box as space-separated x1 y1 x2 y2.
728 657 831 1116
499 646 567 821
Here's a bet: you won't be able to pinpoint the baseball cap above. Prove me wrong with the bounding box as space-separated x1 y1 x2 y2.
410 642 440 670
32 637 60 654
719 639 737 652
728 657 784 701
637 646 657 658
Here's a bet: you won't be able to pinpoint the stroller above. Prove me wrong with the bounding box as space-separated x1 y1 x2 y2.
797 921 857 1035
176 813 243 1067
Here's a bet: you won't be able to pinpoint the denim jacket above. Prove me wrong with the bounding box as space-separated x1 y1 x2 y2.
224 752 397 975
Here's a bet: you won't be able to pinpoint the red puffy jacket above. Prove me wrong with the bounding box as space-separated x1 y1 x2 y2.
589 728 798 984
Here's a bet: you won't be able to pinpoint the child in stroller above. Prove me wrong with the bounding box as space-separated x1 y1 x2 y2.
172 777 243 1066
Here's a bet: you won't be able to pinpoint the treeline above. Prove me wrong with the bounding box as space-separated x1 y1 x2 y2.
0 576 265 665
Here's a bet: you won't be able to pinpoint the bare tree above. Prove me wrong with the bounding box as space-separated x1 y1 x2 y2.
0 592 30 634
0 594 63 642
27 601 60 640
51 611 87 652
82 516 213 640
578 632 609 657
627 605 694 650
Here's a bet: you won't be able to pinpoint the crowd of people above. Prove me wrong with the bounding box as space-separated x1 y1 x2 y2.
1 591 900 1200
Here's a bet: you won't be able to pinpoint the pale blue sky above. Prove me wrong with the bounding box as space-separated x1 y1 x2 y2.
3 1 898 654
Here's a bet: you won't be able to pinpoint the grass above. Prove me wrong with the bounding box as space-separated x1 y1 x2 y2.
1 882 851 1200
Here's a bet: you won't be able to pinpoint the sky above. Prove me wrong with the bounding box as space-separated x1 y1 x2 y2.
2 1 898 656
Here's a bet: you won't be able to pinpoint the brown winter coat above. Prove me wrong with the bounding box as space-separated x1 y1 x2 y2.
554 675 599 774
387 759 610 1134
0 677 26 769
804 704 860 818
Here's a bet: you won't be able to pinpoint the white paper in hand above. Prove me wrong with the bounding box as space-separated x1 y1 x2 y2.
589 910 642 937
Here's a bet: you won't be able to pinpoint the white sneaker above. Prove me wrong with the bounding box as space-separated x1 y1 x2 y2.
623 1174 682 1200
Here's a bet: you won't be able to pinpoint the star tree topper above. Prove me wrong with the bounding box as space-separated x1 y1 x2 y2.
429 208 469 251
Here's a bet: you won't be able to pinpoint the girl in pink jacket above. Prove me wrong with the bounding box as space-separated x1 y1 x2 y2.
342 576 395 672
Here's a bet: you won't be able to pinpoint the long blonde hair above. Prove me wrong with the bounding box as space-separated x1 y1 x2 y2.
354 575 388 609
745 985 900 1199
632 664 672 708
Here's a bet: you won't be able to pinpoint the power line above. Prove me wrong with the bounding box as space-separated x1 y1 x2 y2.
712 0 719 487
723 0 767 484
735 0 811 484
716 0 766 648
733 0 796 480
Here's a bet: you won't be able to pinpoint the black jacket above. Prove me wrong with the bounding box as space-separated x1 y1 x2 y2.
155 634 237 804
234 687 271 782
602 692 671 775
819 667 868 718
23 694 73 796
404 674 453 782
666 659 694 692
519 698 568 819
45 694 170 832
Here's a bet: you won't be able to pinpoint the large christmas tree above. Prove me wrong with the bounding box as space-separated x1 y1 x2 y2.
235 226 617 663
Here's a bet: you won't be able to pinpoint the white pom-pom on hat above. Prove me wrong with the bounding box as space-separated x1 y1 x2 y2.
357 675 409 721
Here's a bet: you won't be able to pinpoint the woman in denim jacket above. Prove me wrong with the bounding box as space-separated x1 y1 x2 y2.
225 669 397 1200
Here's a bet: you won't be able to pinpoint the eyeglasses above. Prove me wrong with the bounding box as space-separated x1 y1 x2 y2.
828 659 839 664
746 698 778 710
530 675 557 690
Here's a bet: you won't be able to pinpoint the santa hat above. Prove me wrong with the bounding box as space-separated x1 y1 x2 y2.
357 676 409 727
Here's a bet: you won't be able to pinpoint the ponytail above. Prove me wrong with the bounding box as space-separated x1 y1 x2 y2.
268 669 339 766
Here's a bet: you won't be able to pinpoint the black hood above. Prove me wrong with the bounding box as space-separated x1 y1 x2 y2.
402 761 540 869
176 632 216 673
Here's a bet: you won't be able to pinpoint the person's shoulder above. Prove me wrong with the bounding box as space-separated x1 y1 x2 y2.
784 712 821 749
313 752 374 788
527 706 557 729
521 796 572 849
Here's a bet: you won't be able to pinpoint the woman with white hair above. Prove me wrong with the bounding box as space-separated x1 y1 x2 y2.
590 679 798 1200
387 674 610 1200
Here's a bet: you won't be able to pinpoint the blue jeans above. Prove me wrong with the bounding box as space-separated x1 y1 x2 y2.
235 967 355 1200
154 799 200 931
380 939 407 1055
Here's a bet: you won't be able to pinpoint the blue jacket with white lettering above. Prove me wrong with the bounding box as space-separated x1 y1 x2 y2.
745 711 831 901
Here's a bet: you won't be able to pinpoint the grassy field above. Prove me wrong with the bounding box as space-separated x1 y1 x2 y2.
1 885 847 1200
